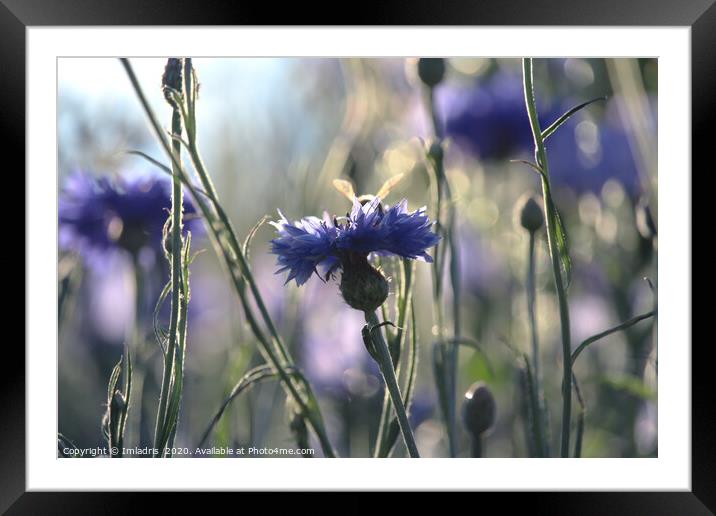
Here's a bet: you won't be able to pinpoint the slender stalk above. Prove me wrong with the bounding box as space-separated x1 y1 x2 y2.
425 86 459 458
527 232 540 383
365 311 420 458
126 256 146 448
525 231 548 457
522 58 573 457
120 58 336 457
373 260 413 457
152 89 184 456
572 375 586 458
469 435 483 458
161 236 191 453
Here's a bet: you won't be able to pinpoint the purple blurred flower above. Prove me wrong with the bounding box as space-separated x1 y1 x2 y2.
437 71 649 197
458 225 508 296
59 172 205 345
546 98 647 197
437 70 554 161
59 172 202 265
408 391 436 428
270 197 440 287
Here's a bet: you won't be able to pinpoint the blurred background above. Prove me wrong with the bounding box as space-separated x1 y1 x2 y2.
58 57 657 458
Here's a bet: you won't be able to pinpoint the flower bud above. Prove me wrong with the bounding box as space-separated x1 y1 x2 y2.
418 58 446 87
111 390 127 413
428 141 444 164
162 58 184 108
517 194 544 233
635 196 657 240
461 381 496 437
339 255 389 312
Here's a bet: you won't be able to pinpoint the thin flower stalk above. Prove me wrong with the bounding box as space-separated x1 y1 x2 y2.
152 59 189 456
364 311 420 458
522 57 573 457
424 78 461 458
120 58 336 458
525 230 549 457
373 259 416 457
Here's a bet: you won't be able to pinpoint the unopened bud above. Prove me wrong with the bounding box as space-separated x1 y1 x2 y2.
418 58 446 87
517 194 544 233
162 58 184 108
461 381 497 437
635 197 657 240
111 390 127 413
428 141 444 164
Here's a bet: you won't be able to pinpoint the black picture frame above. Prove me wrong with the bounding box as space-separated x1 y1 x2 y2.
5 0 709 512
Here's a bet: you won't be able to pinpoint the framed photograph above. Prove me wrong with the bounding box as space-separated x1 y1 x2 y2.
8 0 709 510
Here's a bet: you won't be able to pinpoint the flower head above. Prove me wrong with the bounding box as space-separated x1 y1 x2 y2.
59 172 201 264
270 197 440 311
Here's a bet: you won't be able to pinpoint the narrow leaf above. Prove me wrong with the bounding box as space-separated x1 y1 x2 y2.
541 96 607 140
197 365 299 450
243 215 269 263
126 150 211 199
571 309 656 364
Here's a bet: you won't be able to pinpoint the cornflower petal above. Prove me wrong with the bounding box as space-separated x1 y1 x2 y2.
269 212 338 286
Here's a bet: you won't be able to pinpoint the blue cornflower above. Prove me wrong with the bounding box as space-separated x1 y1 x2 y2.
59 172 201 265
270 197 440 311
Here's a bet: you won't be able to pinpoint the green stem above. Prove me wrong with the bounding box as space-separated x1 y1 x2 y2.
120 58 336 458
127 256 145 449
522 58 572 458
469 435 483 458
365 311 420 458
161 238 191 454
572 375 586 458
153 101 184 456
373 260 415 457
525 230 548 457
527 232 540 383
425 86 458 458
